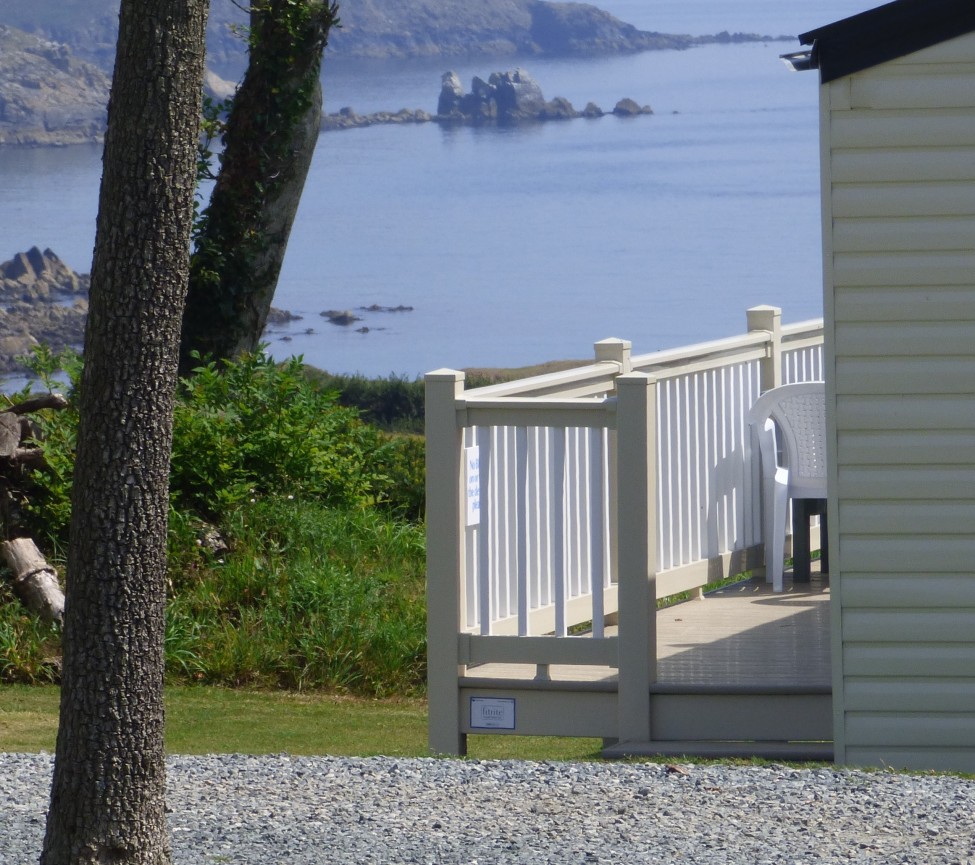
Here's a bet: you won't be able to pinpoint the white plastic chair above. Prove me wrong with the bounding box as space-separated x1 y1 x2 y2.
747 382 827 592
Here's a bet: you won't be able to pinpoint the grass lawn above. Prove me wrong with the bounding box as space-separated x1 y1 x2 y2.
0 685 603 762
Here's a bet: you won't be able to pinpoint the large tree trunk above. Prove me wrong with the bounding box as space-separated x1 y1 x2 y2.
40 0 208 862
179 0 338 374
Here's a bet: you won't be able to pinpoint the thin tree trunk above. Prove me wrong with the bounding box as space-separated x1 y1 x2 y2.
179 0 338 374
40 0 208 862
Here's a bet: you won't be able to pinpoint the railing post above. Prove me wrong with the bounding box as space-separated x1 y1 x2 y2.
425 369 468 756
747 305 782 392
597 339 632 621
615 372 657 744
595 338 633 374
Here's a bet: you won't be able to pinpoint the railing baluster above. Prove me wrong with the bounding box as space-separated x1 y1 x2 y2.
477 425 492 635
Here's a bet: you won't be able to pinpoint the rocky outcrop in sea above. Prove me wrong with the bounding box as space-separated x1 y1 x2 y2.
321 68 651 131
436 68 650 122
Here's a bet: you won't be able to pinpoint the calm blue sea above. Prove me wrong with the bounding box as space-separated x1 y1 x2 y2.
0 0 875 378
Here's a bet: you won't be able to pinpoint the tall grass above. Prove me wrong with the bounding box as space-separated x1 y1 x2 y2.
2 348 428 695
0 590 62 684
165 497 426 695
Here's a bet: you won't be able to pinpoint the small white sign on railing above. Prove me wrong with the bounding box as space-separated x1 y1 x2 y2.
470 696 515 730
465 445 480 526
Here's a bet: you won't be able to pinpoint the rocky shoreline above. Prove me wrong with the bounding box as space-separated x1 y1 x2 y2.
0 249 395 378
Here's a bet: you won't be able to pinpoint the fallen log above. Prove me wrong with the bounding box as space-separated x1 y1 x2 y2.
1 537 65 625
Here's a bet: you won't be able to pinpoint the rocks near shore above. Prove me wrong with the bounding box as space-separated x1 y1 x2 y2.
0 249 306 378
0 248 88 374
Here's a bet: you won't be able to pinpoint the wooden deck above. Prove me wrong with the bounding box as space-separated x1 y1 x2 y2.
461 568 830 689
458 569 833 759
657 571 830 687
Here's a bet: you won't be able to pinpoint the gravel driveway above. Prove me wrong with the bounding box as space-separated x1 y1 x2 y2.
4 753 975 864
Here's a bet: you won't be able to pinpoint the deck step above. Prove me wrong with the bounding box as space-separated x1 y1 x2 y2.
602 739 833 761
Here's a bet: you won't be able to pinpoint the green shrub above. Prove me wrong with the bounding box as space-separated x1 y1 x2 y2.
172 352 397 517
13 346 82 549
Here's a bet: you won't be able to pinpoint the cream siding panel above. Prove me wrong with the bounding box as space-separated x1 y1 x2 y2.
845 644 975 677
844 608 975 641
841 538 975 573
845 679 975 712
845 713 975 748
833 285 975 321
850 75 975 109
832 252 975 286
838 430 975 464
836 397 975 429
831 109 975 148
835 358 975 394
831 147 975 183
837 467 975 498
834 321 975 355
833 216 975 252
833 183 975 217
841 574 975 607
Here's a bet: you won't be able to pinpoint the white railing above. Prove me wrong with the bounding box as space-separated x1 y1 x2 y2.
426 305 824 753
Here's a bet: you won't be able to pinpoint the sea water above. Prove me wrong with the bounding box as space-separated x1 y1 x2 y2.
0 0 875 378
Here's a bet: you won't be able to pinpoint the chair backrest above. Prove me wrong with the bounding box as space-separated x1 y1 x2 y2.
747 382 826 498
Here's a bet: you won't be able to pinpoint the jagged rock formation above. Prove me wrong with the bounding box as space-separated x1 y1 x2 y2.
436 68 650 123
0 25 109 145
0 248 89 374
0 248 88 304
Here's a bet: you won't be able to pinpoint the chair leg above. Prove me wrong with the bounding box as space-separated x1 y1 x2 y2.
820 506 829 575
793 498 812 583
770 477 788 593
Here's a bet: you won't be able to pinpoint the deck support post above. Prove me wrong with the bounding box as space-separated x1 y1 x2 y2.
747 305 783 392
426 369 468 756
594 337 633 374
615 373 658 744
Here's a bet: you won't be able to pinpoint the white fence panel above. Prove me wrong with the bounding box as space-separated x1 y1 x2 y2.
656 360 763 572
465 421 612 636
783 342 825 384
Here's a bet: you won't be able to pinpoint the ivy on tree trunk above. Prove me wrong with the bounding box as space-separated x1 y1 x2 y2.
180 0 339 374
39 0 208 862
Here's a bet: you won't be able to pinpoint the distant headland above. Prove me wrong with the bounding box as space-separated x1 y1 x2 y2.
0 0 790 146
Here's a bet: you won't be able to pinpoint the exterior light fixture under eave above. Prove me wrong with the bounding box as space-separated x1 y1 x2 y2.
780 49 815 71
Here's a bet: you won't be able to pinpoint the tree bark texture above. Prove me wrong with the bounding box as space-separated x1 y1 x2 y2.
40 1 208 863
1 537 65 624
179 0 338 374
